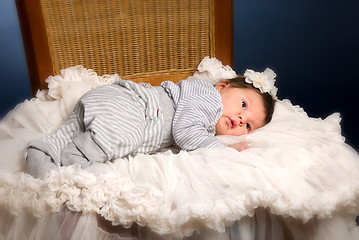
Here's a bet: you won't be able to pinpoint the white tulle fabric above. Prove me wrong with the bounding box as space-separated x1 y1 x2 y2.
1 58 359 239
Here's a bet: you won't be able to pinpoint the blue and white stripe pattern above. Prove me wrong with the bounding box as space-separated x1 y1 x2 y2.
161 79 223 150
28 79 223 166
39 80 164 163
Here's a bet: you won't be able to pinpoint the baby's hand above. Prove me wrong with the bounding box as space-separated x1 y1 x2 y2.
228 142 249 152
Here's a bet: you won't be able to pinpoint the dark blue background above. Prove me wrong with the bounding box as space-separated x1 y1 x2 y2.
233 0 359 150
1 0 358 150
0 1 32 117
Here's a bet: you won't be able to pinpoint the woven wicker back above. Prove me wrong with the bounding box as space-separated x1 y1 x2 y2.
16 0 233 93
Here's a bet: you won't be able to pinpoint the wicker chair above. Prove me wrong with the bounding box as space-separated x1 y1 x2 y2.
16 0 233 95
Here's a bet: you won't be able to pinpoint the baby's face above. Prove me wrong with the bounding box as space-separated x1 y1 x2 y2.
215 81 266 136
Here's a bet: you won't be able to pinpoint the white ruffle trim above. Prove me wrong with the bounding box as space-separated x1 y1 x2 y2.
1 57 359 238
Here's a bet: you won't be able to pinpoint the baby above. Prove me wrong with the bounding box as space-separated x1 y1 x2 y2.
25 68 277 179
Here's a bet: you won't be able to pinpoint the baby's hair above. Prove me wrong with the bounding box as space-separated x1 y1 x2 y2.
224 75 276 124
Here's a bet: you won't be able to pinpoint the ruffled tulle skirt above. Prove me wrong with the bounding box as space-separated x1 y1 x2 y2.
1 59 359 239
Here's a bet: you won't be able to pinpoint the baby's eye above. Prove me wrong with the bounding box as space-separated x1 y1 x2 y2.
246 123 251 131
241 101 246 109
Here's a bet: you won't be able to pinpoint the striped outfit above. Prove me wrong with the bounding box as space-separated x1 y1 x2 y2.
161 79 223 150
26 79 223 177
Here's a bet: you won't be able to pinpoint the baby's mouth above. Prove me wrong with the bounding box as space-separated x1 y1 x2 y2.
227 117 235 129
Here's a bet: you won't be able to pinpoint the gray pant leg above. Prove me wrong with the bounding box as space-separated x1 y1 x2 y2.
39 102 85 163
61 132 107 167
61 142 88 167
26 147 58 179
80 85 147 159
25 101 85 177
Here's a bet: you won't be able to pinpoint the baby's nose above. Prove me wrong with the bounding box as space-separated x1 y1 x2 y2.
238 116 246 126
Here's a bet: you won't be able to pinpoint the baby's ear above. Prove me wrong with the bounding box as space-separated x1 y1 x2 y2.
215 80 230 90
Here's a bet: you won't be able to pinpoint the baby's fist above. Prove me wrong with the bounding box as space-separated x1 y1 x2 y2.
228 142 249 152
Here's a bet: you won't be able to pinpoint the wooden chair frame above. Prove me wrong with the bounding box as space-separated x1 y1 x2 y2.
16 0 233 95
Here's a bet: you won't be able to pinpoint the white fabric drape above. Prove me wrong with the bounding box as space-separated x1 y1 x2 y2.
1 58 358 239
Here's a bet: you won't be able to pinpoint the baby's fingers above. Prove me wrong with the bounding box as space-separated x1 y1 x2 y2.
228 142 249 152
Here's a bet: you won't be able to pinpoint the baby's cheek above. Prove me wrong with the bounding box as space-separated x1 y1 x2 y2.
232 127 246 137
215 118 226 135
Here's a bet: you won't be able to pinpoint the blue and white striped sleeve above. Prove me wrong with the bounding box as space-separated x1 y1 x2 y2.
169 80 224 151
